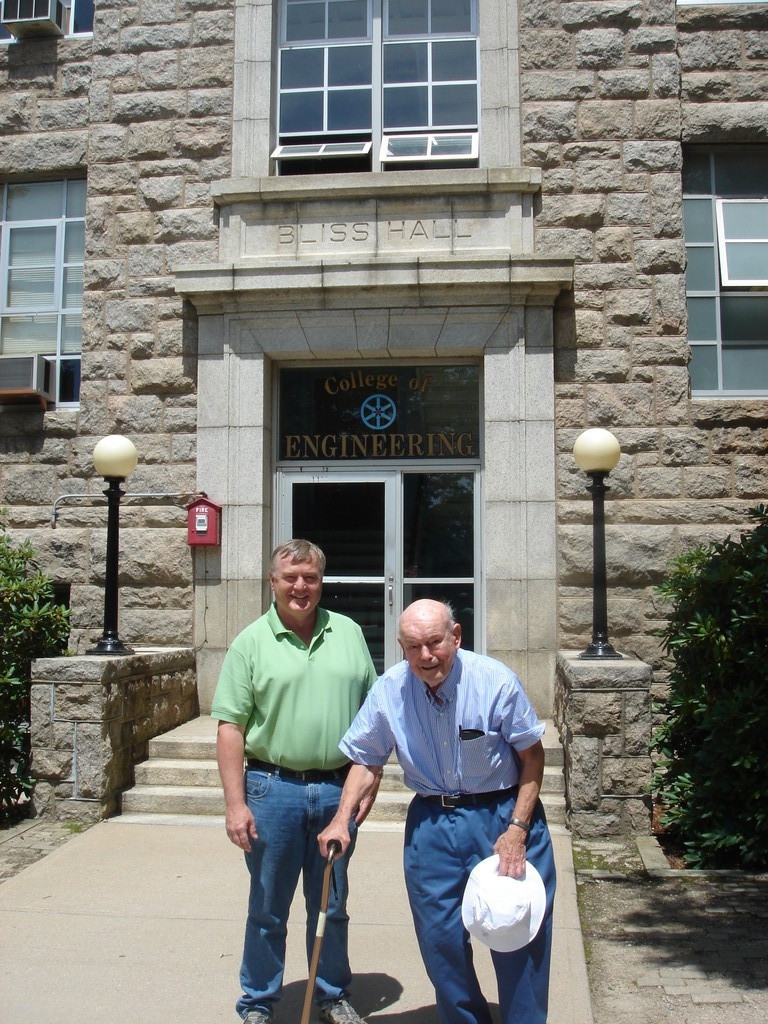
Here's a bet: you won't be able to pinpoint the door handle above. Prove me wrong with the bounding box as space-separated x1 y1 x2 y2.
388 577 393 608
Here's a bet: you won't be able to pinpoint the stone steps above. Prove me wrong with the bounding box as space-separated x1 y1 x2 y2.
117 715 566 827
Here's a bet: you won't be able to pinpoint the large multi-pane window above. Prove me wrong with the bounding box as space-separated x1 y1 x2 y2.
0 179 84 405
683 147 768 396
274 0 479 173
0 1 94 41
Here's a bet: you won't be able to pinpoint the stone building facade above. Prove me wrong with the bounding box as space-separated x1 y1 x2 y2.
1 1 766 723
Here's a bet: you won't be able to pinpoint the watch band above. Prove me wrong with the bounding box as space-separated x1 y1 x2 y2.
510 816 531 833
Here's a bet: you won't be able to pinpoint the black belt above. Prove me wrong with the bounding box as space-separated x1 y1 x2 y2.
246 758 349 782
420 787 514 808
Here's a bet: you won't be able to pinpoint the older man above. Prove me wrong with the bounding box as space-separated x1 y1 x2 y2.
213 539 377 1024
319 599 556 1024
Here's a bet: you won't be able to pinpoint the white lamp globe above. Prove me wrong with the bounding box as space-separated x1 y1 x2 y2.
93 435 139 479
573 428 621 474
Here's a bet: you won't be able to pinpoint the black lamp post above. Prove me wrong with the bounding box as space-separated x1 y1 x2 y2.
573 427 623 660
86 435 138 656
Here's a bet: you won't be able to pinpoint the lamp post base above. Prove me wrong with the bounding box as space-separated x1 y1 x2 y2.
86 637 134 656
579 640 622 660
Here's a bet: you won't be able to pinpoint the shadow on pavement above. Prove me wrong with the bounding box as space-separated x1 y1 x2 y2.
580 873 768 990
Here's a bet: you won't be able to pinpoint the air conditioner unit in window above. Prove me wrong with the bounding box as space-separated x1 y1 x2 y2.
1 0 69 39
0 355 57 407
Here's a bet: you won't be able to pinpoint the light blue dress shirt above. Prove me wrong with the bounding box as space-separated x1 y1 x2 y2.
339 648 545 796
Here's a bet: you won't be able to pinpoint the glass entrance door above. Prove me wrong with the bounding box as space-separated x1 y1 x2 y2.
277 470 477 672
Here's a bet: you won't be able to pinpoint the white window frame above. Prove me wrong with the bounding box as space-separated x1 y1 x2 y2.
380 131 478 165
715 199 768 287
276 0 479 172
0 180 84 406
271 140 373 169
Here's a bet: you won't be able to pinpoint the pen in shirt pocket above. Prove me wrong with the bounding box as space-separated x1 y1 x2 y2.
459 728 485 740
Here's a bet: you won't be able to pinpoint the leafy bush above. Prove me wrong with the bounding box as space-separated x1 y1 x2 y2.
0 519 70 823
651 505 768 869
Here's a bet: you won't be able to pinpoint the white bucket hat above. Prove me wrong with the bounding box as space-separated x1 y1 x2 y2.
461 854 546 953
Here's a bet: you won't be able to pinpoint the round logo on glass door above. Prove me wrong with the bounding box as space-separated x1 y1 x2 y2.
360 394 397 430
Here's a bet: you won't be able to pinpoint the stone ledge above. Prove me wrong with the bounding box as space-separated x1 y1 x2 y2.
557 649 653 689
31 646 195 682
636 835 768 880
212 167 544 205
176 255 574 312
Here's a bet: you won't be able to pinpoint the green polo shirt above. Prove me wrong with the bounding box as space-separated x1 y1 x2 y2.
211 604 377 770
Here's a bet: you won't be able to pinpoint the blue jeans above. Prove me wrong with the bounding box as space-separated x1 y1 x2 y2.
403 793 556 1024
236 769 357 1020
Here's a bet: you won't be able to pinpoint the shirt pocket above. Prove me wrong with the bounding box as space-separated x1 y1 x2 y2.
459 731 505 786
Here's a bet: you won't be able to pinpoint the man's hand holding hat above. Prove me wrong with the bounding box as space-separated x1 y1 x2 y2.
461 855 546 953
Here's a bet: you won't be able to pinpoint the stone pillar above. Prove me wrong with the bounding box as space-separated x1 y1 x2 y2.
29 648 198 822
554 650 653 837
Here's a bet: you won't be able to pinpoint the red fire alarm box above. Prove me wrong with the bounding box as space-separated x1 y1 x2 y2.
186 496 222 546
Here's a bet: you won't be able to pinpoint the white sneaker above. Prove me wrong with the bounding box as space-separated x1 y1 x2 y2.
318 998 365 1024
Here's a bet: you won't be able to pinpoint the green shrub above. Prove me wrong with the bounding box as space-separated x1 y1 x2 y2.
0 519 70 823
651 504 768 870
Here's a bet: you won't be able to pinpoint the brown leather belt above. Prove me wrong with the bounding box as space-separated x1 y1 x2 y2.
246 758 349 782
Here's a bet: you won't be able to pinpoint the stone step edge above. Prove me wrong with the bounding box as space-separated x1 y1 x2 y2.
136 758 564 779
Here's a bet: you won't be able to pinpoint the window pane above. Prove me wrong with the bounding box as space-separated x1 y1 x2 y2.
386 136 429 157
280 91 325 133
282 47 325 88
328 0 368 39
682 149 712 194
687 296 717 341
433 84 477 127
66 179 87 218
328 44 372 86
724 242 768 283
59 358 81 403
683 198 714 244
328 89 372 130
689 344 718 392
384 42 428 83
8 225 56 266
64 221 85 262
403 473 474 578
286 1 326 42
63 267 83 309
722 345 768 391
721 295 768 342
383 86 428 129
0 313 58 354
721 201 768 238
432 40 476 81
7 267 55 309
685 246 716 292
72 0 95 33
388 0 429 36
432 0 473 34
292 481 385 575
61 312 82 353
7 182 63 221
432 134 474 156
714 147 768 196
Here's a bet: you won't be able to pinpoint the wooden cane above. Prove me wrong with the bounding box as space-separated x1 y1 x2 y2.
300 841 341 1024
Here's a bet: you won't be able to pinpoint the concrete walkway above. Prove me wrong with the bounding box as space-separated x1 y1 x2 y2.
0 818 590 1024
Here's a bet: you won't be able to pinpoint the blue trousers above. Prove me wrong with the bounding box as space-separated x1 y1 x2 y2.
236 769 357 1019
403 793 555 1024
